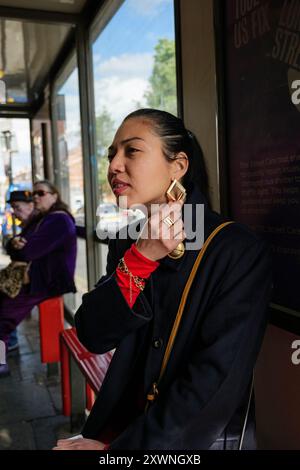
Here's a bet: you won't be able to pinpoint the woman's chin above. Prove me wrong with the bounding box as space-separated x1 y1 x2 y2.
36 206 47 213
117 194 138 209
117 196 130 209
116 193 160 211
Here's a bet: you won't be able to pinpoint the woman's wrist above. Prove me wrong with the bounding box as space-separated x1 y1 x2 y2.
132 243 160 266
115 243 160 307
134 241 164 263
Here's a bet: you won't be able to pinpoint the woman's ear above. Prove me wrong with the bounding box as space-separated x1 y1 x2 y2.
171 152 189 179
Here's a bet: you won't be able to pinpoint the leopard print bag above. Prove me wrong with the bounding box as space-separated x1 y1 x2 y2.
0 261 31 298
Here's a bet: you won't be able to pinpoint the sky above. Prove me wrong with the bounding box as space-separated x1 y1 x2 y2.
0 0 176 182
61 0 175 142
92 0 175 125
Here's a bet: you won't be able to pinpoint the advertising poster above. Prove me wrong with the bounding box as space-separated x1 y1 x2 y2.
225 0 300 316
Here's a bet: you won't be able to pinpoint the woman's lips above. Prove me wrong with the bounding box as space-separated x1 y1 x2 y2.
112 183 130 195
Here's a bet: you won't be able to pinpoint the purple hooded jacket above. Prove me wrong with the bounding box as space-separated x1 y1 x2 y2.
8 211 77 297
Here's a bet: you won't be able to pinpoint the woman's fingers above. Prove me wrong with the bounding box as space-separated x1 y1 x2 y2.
53 437 105 450
172 219 185 240
53 437 82 450
160 203 184 237
161 217 183 238
162 200 184 221
15 242 26 250
53 439 74 448
135 198 185 261
12 237 27 249
145 199 184 236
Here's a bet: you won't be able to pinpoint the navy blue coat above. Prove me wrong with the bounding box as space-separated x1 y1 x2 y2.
75 183 272 450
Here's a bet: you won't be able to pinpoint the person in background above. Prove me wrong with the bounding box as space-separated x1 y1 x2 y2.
0 181 77 377
4 190 36 353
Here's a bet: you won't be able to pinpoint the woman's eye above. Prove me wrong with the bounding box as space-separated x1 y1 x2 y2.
107 147 140 161
126 147 139 155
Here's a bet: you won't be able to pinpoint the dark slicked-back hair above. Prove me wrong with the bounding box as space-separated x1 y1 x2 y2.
123 108 210 206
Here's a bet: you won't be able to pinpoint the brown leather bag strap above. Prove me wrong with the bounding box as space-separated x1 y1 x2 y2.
145 221 235 410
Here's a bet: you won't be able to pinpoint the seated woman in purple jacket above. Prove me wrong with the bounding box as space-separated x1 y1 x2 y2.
0 180 77 377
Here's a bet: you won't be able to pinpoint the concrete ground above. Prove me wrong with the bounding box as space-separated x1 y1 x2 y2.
0 248 85 450
0 307 79 450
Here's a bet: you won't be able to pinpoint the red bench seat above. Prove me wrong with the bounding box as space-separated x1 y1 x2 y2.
60 327 113 416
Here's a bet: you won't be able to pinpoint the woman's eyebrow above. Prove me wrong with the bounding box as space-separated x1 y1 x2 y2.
121 137 145 144
108 137 145 152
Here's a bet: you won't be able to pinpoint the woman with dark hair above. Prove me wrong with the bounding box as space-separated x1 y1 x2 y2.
55 109 272 450
0 180 77 377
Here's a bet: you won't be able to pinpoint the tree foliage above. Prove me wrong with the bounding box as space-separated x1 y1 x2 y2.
95 38 177 199
145 38 177 115
95 108 115 198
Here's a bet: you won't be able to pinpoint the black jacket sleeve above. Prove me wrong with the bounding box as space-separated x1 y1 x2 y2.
4 237 14 257
75 238 153 354
108 239 273 450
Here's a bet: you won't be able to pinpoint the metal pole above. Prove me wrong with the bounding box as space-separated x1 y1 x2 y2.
2 130 12 186
76 24 102 289
2 130 17 236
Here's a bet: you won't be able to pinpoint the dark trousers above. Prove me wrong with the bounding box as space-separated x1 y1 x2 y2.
0 286 47 345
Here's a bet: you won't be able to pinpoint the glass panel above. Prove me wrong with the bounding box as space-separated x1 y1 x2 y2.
32 128 45 181
54 60 85 222
0 20 27 103
64 238 88 312
0 0 86 13
54 57 88 312
24 22 71 94
91 0 177 242
0 19 71 105
0 118 31 251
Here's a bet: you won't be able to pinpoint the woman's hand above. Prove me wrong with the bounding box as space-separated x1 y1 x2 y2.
53 437 106 450
135 199 186 262
11 236 27 250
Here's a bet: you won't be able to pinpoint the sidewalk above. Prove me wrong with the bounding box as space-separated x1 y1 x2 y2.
0 308 75 450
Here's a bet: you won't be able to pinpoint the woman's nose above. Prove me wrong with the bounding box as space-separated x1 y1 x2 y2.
109 150 126 173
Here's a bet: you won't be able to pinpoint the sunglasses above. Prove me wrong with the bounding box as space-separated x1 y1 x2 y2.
33 190 53 197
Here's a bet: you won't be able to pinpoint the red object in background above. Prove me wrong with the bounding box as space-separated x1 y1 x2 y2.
39 296 64 363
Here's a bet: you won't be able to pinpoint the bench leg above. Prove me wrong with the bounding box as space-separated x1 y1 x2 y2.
86 383 95 411
47 363 59 377
70 354 86 431
60 337 71 417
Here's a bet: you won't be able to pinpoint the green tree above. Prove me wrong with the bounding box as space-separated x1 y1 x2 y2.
145 38 177 115
95 108 115 198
